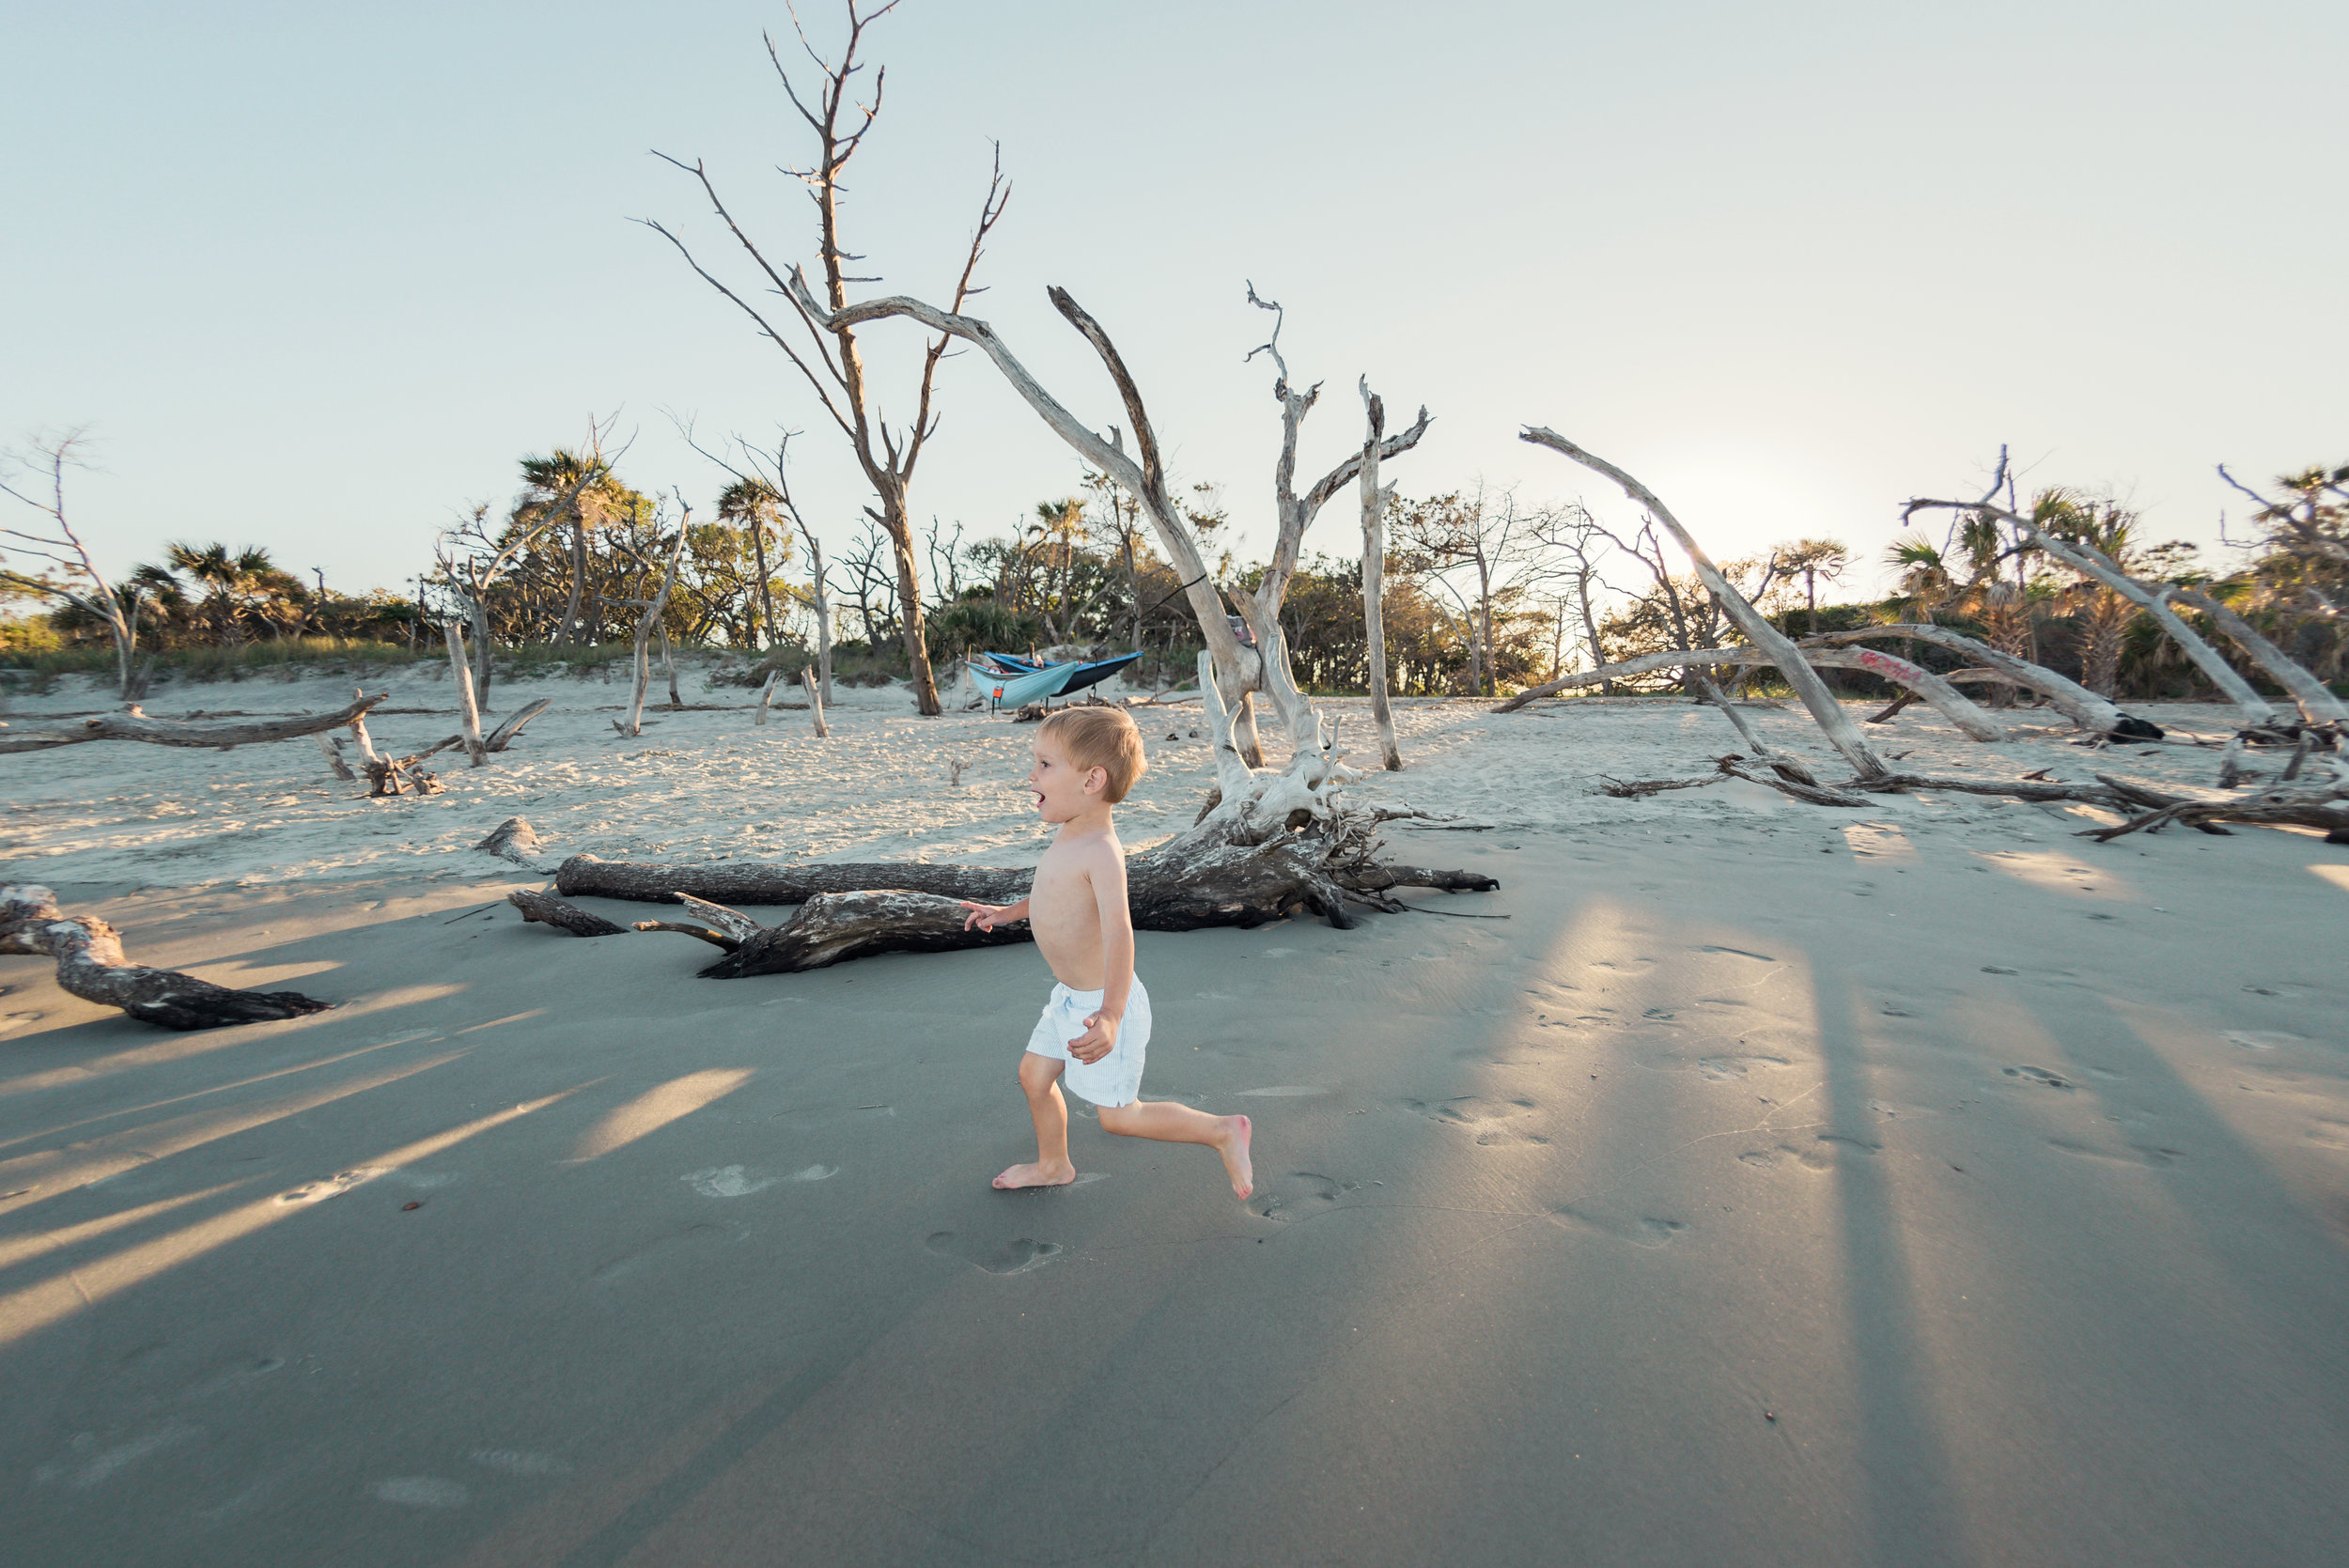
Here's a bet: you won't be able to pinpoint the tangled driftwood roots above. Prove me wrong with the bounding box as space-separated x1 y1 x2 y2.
0 885 332 1031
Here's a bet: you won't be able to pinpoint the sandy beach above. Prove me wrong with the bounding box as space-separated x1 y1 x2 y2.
4 671 2347 1566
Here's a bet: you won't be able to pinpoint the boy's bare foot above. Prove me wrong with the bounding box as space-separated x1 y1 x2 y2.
1219 1115 1253 1200
993 1159 1078 1190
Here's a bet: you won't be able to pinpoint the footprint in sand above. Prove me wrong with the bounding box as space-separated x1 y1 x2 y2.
926 1232 1063 1275
2003 1065 2073 1090
2225 1031 2302 1051
1403 1096 1545 1145
682 1166 778 1198
1741 1135 1877 1171
1546 1207 1689 1248
1254 1171 1356 1221
1698 1054 1789 1081
592 1222 744 1281
372 1477 470 1508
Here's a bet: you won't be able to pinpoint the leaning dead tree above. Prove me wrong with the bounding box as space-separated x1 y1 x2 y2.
1905 481 2291 732
776 272 1423 768
1494 644 2009 740
2 884 332 1030
1797 625 2163 738
1519 427 1892 779
645 0 1008 716
1 691 388 753
502 652 1497 974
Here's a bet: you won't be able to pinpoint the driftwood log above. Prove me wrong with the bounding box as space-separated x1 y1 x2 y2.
0 885 333 1031
504 653 1499 976
0 691 388 754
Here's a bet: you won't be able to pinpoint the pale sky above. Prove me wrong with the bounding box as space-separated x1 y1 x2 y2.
6 0 2341 604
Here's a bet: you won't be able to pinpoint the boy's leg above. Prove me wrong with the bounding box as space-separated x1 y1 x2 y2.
995 1051 1078 1189
1095 1101 1252 1200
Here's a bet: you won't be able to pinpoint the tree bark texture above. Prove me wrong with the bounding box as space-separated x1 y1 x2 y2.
0 691 388 753
1 884 333 1030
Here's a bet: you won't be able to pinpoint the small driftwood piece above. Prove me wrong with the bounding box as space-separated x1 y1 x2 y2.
754 668 781 726
0 884 332 1030
506 888 628 938
475 816 554 872
0 691 389 754
316 732 357 781
630 919 739 951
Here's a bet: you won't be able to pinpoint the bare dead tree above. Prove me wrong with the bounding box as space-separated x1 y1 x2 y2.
1526 502 1615 692
839 520 894 648
0 429 141 700
611 497 693 738
1521 427 1890 779
2217 461 2349 569
643 0 1008 715
1232 284 1432 760
1357 379 1402 769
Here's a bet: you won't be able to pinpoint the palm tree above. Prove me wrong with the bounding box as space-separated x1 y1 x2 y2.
1779 537 1851 638
515 448 616 644
2034 489 2142 696
716 477 789 651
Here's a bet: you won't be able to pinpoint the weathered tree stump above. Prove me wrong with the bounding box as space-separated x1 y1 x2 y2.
1 885 332 1031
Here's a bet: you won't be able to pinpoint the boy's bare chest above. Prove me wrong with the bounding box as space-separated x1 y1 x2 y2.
1028 850 1092 927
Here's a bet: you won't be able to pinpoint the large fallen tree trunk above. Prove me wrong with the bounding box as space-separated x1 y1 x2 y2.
522 653 1500 975
1 885 333 1030
0 691 388 754
1492 644 2008 740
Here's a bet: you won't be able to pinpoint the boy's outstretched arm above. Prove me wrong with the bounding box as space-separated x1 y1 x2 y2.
1067 846 1133 1064
960 896 1029 932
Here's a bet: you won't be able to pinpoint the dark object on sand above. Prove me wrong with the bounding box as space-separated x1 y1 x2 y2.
0 884 332 1031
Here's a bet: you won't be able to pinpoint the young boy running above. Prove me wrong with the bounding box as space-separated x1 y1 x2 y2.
960 707 1253 1199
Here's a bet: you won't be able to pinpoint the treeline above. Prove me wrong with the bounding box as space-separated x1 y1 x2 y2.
8 441 2344 707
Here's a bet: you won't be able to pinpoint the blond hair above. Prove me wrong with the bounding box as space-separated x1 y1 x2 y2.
1038 706 1148 803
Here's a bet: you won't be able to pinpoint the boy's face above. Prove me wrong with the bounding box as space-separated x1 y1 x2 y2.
1027 736 1104 823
